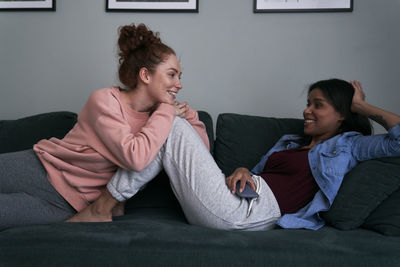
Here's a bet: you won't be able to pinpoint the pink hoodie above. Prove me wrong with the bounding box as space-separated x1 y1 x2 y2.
34 87 210 211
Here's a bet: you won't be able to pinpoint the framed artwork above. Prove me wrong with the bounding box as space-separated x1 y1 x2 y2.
106 0 198 12
0 0 55 11
254 0 353 13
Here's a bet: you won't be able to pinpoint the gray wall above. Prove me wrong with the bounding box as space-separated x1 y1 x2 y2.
1 0 399 134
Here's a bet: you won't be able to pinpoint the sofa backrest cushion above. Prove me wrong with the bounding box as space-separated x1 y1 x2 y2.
0 111 77 154
0 111 212 155
214 113 304 176
198 111 214 154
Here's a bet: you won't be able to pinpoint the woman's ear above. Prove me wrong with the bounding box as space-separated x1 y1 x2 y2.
337 115 346 132
138 67 151 85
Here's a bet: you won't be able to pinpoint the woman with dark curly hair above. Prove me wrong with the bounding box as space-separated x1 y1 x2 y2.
0 23 209 229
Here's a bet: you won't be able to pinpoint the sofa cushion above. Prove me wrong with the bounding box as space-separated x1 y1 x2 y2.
2 216 400 267
0 111 77 154
323 157 400 232
362 187 400 236
214 113 304 176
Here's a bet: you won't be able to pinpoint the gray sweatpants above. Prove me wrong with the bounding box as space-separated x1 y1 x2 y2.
0 149 76 229
108 117 281 231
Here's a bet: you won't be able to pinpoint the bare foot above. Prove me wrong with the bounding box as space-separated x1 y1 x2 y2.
65 189 119 223
65 204 113 223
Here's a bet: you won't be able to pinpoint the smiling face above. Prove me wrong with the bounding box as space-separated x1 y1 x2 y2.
303 88 345 144
146 54 182 105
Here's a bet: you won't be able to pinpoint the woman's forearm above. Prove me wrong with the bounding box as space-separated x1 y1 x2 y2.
350 81 400 130
354 101 400 130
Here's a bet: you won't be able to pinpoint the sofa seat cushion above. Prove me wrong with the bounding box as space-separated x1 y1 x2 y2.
1 210 399 267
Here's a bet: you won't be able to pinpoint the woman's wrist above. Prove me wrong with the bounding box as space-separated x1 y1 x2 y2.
356 102 400 130
351 99 369 115
158 103 177 115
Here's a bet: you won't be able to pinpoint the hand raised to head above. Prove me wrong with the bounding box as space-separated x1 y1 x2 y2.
350 80 366 114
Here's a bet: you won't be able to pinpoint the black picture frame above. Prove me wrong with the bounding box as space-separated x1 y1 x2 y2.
254 0 353 13
0 0 55 11
106 0 198 13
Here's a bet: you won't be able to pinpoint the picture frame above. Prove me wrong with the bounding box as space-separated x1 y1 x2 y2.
0 0 55 11
254 0 353 13
106 0 198 12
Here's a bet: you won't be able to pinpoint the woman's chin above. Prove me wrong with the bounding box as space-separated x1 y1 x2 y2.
303 128 314 136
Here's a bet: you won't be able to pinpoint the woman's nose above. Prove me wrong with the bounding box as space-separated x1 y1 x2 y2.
303 106 312 115
176 79 182 90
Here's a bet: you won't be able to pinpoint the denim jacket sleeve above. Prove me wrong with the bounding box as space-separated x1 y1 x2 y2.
350 123 400 162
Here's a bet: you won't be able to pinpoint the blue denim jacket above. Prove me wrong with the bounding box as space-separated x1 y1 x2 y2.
251 123 400 230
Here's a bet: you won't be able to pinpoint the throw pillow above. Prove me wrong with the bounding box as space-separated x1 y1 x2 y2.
362 187 400 236
322 157 400 230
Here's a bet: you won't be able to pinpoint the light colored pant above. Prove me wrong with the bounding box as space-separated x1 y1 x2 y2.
108 117 281 231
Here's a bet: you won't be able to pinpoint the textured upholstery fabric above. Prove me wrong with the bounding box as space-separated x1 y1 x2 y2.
322 157 400 230
363 187 400 236
198 111 214 154
1 210 399 267
0 111 77 154
214 113 304 176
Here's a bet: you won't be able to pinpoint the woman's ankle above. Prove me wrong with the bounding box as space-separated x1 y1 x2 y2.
92 189 120 216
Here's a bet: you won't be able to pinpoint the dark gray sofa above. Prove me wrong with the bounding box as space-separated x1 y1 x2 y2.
1 111 399 267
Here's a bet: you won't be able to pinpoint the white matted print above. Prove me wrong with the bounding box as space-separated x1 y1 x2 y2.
254 0 353 13
0 0 55 11
106 0 198 12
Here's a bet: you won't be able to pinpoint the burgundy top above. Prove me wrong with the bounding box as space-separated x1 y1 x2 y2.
259 148 319 215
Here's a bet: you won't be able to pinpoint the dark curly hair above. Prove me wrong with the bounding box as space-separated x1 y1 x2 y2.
117 23 175 90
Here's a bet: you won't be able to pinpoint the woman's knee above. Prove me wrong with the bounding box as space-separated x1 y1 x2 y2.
170 117 193 135
172 116 189 128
